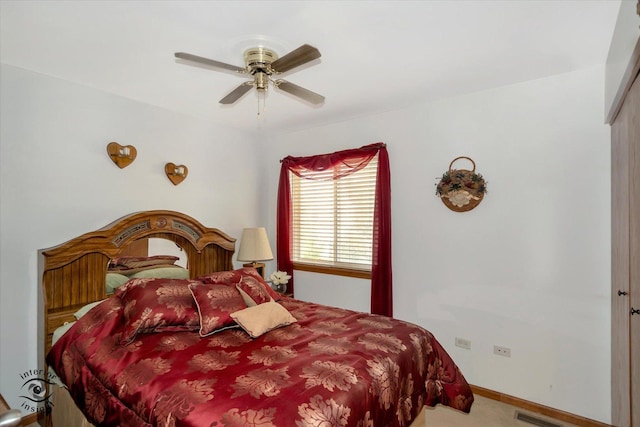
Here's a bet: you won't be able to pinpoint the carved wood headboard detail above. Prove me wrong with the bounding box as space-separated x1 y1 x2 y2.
38 210 236 370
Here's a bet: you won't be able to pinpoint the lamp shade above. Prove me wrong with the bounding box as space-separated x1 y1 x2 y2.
237 227 274 262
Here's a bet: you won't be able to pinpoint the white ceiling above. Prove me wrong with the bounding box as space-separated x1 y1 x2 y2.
0 1 621 133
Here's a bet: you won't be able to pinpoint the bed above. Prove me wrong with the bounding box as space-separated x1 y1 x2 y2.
39 210 473 426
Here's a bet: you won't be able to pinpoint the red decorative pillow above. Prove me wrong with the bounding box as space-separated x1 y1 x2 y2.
188 282 247 337
197 269 241 284
115 278 200 345
236 275 273 306
198 268 281 301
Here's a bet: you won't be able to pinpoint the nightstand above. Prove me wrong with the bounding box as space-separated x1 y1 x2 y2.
242 262 265 279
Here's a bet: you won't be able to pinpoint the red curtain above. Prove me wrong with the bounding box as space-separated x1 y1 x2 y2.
277 143 392 317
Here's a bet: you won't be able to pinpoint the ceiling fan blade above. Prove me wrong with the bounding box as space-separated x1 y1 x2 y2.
270 44 321 74
219 82 253 104
275 80 325 105
174 52 245 73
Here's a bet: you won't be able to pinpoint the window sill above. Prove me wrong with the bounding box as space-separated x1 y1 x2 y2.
292 262 371 279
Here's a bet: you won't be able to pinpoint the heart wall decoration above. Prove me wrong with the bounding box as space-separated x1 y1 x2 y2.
107 142 137 169
165 163 188 185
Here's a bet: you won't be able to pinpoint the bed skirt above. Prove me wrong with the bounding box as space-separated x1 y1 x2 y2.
51 386 95 427
49 384 428 427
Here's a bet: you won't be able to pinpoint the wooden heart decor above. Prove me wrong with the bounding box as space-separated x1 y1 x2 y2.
165 162 188 185
107 142 137 169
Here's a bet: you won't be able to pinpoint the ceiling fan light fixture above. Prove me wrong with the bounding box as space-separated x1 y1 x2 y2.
175 44 324 106
254 72 269 92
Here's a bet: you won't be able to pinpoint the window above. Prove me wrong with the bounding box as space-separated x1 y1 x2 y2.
290 154 378 277
277 142 392 316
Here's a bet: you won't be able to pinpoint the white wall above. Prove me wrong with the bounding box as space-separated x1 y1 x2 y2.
605 0 640 121
261 66 611 423
0 64 261 410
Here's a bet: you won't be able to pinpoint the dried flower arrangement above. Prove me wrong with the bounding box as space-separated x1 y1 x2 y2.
435 156 487 212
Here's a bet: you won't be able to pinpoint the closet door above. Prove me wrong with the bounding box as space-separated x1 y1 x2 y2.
611 70 640 427
630 73 640 427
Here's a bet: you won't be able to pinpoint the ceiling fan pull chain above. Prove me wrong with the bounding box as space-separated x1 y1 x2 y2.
257 91 266 118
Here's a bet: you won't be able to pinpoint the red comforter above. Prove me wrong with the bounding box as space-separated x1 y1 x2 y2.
47 296 473 427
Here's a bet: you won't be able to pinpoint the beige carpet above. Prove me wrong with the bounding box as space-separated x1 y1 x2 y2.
418 395 580 427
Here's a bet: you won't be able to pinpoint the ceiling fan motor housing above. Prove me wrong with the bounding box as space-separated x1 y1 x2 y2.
244 47 278 92
244 47 277 72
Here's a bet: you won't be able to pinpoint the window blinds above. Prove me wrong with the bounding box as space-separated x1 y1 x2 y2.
290 155 378 270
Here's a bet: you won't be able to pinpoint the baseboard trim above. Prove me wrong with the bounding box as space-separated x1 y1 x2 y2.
21 411 38 426
470 385 611 427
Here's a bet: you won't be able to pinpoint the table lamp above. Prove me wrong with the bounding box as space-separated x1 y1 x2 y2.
237 227 273 278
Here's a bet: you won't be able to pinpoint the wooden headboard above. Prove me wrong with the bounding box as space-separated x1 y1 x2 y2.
37 210 236 369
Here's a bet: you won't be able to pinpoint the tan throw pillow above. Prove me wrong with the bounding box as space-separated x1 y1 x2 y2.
230 301 297 338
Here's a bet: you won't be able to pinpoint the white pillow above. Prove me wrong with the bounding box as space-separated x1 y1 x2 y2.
73 300 105 319
52 321 76 345
128 266 189 279
106 273 130 293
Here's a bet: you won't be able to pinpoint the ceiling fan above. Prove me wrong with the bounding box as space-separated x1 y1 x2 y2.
174 44 325 105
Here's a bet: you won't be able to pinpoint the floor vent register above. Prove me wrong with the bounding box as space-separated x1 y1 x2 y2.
514 410 563 427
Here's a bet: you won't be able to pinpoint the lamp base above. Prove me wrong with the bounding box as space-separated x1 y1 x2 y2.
243 262 265 279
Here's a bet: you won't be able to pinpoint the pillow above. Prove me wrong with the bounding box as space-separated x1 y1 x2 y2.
52 321 76 346
198 268 281 301
236 276 273 306
109 255 179 269
116 278 200 345
108 264 181 275
74 300 106 319
188 282 247 337
129 266 189 280
106 273 130 293
230 301 297 338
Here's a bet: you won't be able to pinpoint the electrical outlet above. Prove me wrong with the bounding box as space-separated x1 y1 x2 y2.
455 337 471 350
494 345 511 357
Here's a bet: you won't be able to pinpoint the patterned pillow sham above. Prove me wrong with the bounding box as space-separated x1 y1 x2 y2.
188 282 247 337
116 278 201 345
197 268 281 301
230 301 297 338
109 255 179 269
236 275 273 306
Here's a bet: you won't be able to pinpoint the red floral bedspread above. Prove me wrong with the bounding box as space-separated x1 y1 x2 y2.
47 296 473 427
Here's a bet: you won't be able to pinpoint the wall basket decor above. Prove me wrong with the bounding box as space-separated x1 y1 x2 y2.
107 142 137 169
436 156 487 212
